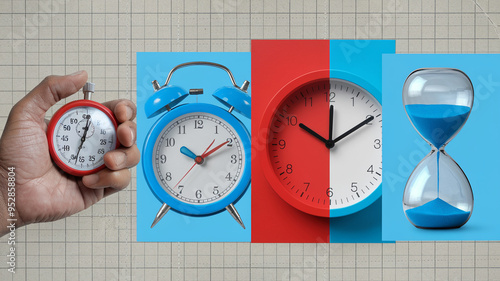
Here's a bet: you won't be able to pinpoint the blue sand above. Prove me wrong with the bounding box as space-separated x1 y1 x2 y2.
405 104 470 149
405 198 470 228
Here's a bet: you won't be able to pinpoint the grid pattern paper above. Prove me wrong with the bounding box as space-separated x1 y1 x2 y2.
1 0 500 280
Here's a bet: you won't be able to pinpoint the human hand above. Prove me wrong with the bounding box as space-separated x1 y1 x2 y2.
0 71 139 236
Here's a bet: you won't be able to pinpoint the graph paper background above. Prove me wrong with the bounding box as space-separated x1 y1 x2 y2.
1 0 500 280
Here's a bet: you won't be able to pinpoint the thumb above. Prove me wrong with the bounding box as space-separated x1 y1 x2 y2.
13 70 88 122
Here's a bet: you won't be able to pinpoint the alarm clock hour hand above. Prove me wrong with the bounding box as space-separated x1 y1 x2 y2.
180 146 197 160
333 115 374 144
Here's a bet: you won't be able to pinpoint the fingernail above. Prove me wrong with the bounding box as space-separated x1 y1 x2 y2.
130 128 135 143
69 70 84 76
84 174 99 186
126 106 133 120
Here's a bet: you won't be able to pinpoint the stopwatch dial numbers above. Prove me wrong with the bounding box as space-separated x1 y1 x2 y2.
153 113 245 205
53 107 117 171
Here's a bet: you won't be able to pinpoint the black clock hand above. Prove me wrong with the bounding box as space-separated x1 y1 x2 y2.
75 116 91 164
333 115 374 144
328 105 334 141
299 123 328 145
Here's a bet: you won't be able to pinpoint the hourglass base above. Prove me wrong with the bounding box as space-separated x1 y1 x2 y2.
405 198 470 229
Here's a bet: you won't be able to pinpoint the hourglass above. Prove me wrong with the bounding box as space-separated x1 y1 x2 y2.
402 68 474 229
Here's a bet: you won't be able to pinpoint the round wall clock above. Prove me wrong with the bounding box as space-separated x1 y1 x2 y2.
260 70 382 217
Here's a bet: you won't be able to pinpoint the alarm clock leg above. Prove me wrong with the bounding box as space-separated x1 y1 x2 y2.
226 203 245 229
150 203 171 228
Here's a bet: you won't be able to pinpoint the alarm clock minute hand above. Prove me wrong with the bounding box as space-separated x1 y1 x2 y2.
333 115 374 144
329 105 334 141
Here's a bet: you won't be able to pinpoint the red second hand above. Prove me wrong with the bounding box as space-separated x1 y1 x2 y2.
173 139 215 189
201 140 229 158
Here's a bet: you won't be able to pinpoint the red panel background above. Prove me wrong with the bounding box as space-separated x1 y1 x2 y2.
251 40 330 243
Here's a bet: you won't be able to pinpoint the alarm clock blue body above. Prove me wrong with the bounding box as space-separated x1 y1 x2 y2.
137 56 252 242
143 102 251 216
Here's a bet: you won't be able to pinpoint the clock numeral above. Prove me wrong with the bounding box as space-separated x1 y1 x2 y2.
70 118 78 124
100 139 107 145
285 116 297 126
278 139 286 149
62 145 70 151
226 138 233 147
213 186 219 195
374 139 381 149
225 173 232 181
194 120 204 129
178 125 186 134
165 138 176 147
325 91 336 102
97 148 105 154
304 97 312 107
89 155 95 162
230 154 237 164
82 114 88 119
351 97 355 107
100 129 107 135
351 182 358 192
165 172 172 181
326 187 334 198
195 190 202 199
63 125 71 131
367 165 374 174
303 182 310 192
286 164 293 174
215 125 219 134
160 154 167 164
366 115 374 125
61 135 69 141
79 156 85 163
179 185 184 194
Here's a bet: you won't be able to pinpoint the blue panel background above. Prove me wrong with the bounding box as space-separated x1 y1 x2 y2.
382 54 500 241
329 40 395 243
136 52 251 242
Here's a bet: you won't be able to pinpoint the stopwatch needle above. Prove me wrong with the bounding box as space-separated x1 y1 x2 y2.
150 140 216 228
75 116 91 164
332 115 374 144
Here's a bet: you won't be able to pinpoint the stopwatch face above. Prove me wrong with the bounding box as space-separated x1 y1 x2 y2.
263 77 382 217
152 112 246 205
49 103 118 176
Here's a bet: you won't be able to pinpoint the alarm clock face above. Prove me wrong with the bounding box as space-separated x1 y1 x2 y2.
262 77 382 217
49 102 118 175
152 112 246 206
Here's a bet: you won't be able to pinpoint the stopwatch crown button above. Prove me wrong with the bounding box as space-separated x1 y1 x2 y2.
83 82 95 93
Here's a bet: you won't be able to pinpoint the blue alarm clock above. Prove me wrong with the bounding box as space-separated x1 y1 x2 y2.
143 61 251 229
